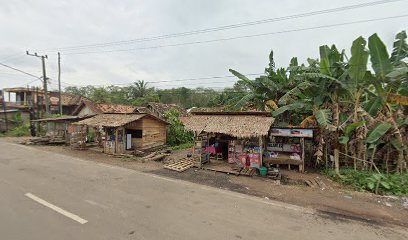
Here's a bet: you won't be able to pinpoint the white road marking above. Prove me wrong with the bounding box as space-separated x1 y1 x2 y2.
25 193 88 224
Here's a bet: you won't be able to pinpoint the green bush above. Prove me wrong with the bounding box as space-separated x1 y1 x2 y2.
1 124 31 137
164 109 193 146
323 168 408 196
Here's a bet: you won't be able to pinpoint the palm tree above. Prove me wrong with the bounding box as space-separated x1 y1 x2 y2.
129 80 152 100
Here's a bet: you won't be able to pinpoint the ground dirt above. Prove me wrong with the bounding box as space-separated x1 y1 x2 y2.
6 137 408 228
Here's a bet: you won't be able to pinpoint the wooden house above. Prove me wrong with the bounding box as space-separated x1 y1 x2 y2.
30 116 88 143
72 114 168 154
180 111 275 170
181 111 312 173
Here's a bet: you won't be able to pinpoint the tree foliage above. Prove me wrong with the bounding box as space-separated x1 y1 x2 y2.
164 109 193 146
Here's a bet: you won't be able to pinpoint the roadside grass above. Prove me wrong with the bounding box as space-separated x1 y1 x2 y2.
120 155 141 162
0 124 31 137
169 142 193 151
323 168 408 196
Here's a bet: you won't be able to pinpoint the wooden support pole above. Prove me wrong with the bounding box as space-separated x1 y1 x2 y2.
300 137 305 173
259 136 263 168
115 128 119 154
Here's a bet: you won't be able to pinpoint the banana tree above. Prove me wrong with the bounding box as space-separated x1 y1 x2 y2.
366 31 408 173
273 44 348 174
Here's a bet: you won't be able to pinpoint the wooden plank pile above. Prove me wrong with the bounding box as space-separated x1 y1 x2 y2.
304 177 327 189
140 152 169 162
22 136 66 145
238 168 256 176
163 158 196 172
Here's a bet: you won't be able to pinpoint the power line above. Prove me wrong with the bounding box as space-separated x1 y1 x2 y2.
54 72 263 88
45 0 405 52
56 61 383 88
0 62 42 80
63 14 408 55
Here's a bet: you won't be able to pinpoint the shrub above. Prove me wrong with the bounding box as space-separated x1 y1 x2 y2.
1 124 31 137
323 168 408 196
164 109 193 146
169 142 194 151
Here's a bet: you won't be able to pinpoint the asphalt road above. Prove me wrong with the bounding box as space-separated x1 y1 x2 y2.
0 140 407 240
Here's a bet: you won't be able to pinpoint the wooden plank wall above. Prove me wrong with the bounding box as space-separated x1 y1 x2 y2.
141 117 167 149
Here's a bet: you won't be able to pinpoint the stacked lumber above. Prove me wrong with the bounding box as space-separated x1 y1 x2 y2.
22 136 67 145
304 177 327 189
140 152 169 161
163 158 196 172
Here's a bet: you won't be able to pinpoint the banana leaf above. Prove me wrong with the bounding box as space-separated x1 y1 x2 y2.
366 123 392 143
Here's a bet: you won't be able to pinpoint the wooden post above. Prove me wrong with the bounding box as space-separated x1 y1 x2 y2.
103 128 107 153
57 52 62 115
115 128 119 154
259 136 263 168
122 127 125 152
300 137 305 173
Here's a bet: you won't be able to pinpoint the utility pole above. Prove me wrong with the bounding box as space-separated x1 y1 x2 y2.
26 51 49 115
58 52 62 115
36 87 40 136
1 90 8 131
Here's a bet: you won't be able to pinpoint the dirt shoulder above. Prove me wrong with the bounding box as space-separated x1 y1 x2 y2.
5 137 407 228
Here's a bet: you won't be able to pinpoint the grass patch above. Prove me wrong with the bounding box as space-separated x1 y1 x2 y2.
169 142 194 151
322 168 408 196
0 124 31 137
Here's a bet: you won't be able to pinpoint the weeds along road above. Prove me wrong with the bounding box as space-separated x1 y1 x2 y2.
0 140 406 240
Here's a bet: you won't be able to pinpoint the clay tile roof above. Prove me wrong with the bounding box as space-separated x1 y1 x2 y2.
147 102 186 116
60 95 87 106
96 103 137 114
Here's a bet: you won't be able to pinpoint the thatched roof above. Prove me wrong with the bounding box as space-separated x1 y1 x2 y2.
73 114 145 127
180 114 275 138
31 116 87 122
191 111 272 116
73 113 169 128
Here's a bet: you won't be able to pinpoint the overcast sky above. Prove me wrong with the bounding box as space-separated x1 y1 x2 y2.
0 0 407 91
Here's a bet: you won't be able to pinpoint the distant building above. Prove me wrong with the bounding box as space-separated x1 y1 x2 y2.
72 113 169 154
2 87 86 116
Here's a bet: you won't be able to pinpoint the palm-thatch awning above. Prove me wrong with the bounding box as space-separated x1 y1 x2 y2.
180 114 275 138
73 114 146 128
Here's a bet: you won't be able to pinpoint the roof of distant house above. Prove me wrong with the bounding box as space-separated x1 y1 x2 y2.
60 94 88 106
73 113 168 128
147 102 186 116
31 116 89 122
72 100 150 115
